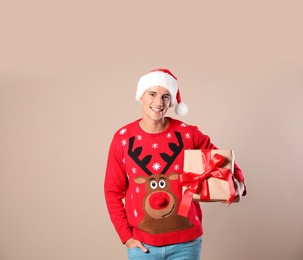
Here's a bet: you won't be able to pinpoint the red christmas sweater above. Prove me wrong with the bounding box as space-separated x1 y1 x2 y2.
104 117 245 246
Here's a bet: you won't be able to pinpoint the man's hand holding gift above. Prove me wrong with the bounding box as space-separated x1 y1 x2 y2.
233 178 245 202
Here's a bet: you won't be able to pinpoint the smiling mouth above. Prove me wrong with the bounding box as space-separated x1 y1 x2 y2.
162 204 175 218
151 107 163 113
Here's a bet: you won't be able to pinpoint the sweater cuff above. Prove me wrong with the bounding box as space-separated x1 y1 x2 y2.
120 228 133 244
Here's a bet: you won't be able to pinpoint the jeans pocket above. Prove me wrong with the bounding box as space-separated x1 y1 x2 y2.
127 247 142 259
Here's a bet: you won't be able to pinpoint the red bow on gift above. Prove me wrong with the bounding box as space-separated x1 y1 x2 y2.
178 150 236 217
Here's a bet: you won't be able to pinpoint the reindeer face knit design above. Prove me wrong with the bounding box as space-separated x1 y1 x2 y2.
128 131 193 235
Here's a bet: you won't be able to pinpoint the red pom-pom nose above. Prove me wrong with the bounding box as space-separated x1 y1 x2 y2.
149 192 170 210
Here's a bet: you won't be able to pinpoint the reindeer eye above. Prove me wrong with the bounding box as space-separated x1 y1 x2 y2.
150 180 157 189
159 180 166 189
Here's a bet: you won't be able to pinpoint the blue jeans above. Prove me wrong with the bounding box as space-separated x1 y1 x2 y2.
127 236 202 260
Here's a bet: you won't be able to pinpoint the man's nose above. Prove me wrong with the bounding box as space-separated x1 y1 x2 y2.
154 95 163 105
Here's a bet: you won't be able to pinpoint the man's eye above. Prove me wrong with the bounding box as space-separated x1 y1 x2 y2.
163 95 170 100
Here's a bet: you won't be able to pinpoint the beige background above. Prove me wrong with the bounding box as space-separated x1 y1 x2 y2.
1 1 302 259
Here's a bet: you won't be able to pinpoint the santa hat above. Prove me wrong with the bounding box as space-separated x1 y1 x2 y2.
136 68 188 116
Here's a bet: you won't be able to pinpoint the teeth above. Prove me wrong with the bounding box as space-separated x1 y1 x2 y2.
151 108 162 112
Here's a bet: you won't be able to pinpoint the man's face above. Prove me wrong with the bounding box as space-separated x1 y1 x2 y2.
140 86 171 122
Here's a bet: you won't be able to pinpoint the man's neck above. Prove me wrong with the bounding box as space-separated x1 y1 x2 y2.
139 117 169 133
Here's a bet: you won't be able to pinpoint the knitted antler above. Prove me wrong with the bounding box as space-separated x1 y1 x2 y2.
128 136 153 176
160 132 184 174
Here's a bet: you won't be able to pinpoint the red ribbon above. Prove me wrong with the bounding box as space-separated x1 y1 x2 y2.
178 150 236 217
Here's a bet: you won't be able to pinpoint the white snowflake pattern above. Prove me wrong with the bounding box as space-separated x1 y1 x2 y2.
135 187 140 193
185 133 191 139
195 215 200 221
122 158 125 164
181 123 187 127
134 209 138 218
137 135 143 140
166 133 172 138
121 139 127 146
174 164 180 171
119 128 127 135
131 194 133 199
152 143 158 149
132 167 137 174
152 162 161 171
126 174 129 179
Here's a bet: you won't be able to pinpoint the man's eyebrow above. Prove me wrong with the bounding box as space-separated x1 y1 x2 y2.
147 90 170 95
146 90 171 97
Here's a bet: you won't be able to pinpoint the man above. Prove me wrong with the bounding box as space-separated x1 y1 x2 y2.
104 68 246 259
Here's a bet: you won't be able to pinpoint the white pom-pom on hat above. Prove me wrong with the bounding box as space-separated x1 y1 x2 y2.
174 88 188 116
136 68 188 116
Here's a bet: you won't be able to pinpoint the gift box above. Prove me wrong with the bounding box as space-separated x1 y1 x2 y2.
178 149 236 217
